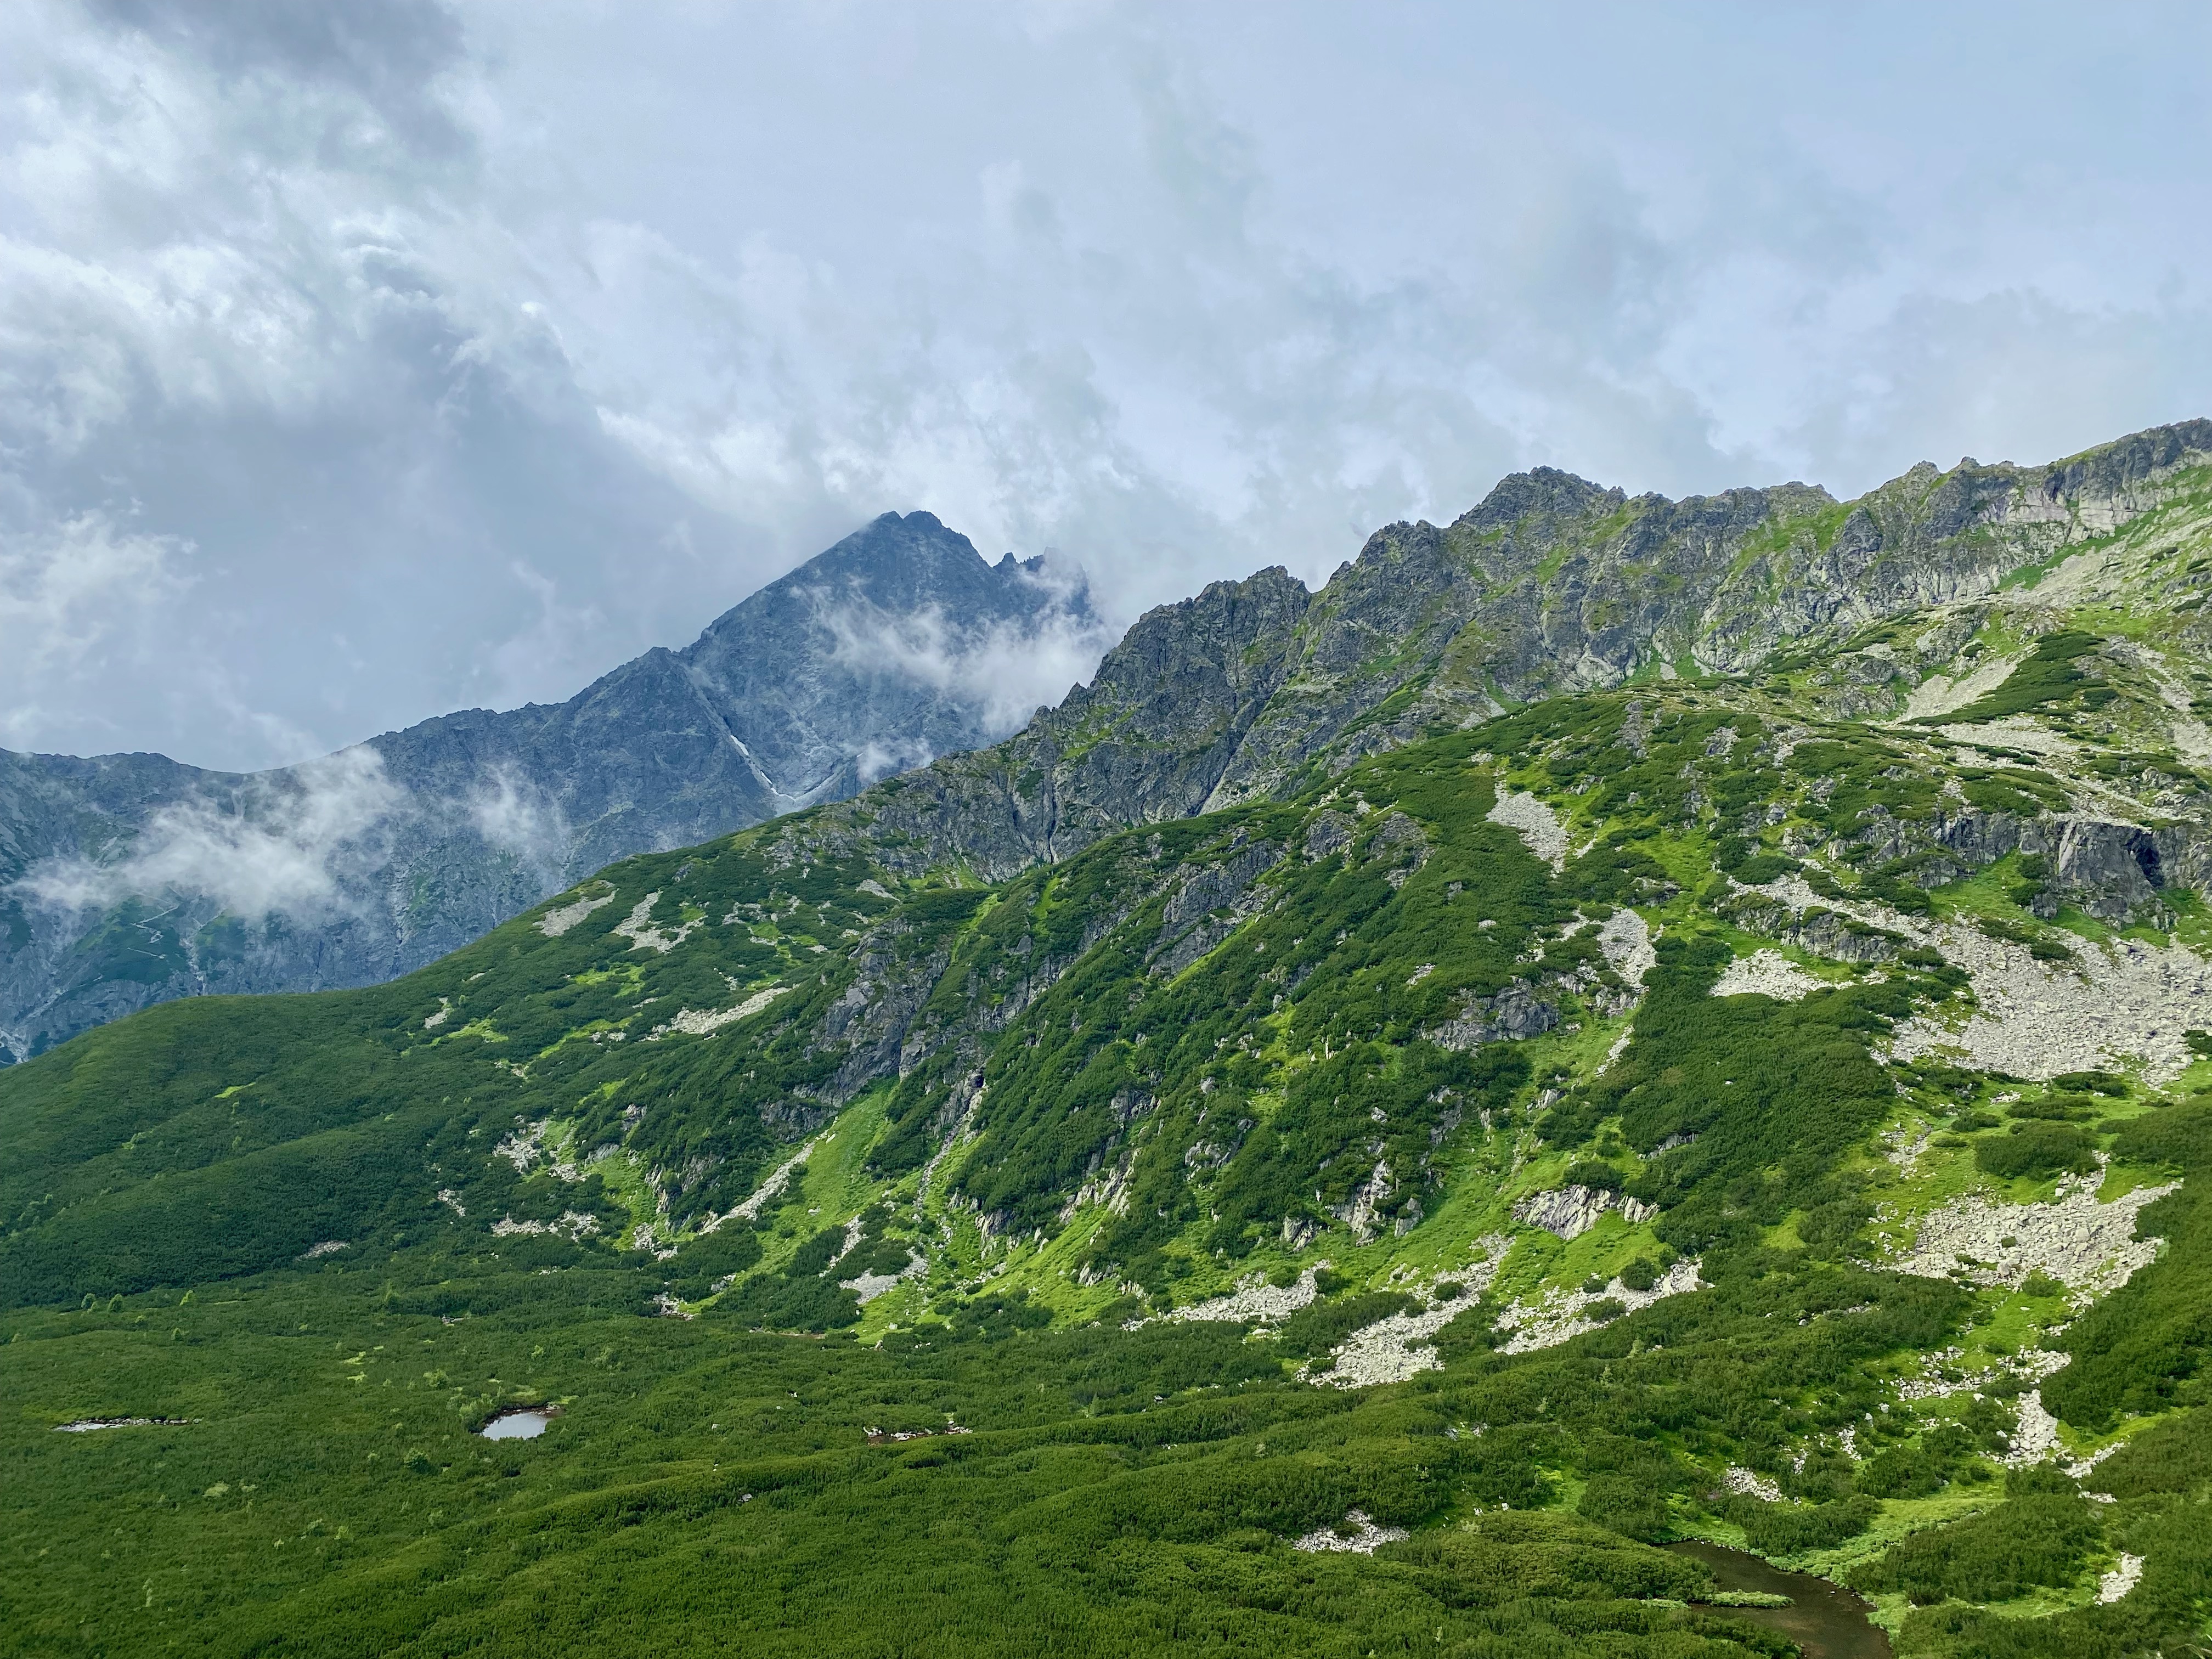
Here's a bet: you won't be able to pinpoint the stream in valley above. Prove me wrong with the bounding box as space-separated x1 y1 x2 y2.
1667 1539 1891 1658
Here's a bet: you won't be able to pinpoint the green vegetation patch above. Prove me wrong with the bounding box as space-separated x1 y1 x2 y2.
1932 629 2103 725
1849 1470 2102 1605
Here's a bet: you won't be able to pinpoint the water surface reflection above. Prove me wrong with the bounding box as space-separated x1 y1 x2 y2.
479 1407 560 1440
1668 1539 1891 1659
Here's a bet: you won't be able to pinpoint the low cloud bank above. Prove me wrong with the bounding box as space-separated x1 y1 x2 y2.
15 748 578 923
12 580 1116 924
19 746 403 919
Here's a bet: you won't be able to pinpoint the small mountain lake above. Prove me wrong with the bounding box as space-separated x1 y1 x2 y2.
478 1407 560 1440
1668 1540 1891 1659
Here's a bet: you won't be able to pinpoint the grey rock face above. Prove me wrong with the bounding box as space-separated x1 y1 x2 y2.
0 512 1098 1060
1719 895 1905 965
1511 1184 1655 1240
15 419 2212 1062
1426 981 1560 1051
764 565 1316 885
1147 839 1285 979
768 421 2212 897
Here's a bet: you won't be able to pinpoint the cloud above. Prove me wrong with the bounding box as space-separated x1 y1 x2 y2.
0 508 193 752
0 508 188 670
852 736 934 787
17 744 402 918
14 742 594 926
86 0 472 159
2 0 2209 776
814 585 1121 739
465 764 569 873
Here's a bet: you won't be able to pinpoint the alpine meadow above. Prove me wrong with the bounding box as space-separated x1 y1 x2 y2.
15 422 2212 1659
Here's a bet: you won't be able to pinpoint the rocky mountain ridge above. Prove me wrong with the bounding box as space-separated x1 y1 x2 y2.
760 419 2212 886
0 512 1100 1060
8 420 2212 1655
7 417 2208 1069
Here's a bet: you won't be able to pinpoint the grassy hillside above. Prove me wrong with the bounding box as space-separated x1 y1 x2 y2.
9 510 2212 1653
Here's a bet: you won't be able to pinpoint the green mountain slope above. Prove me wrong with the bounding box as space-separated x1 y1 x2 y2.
8 426 2212 1656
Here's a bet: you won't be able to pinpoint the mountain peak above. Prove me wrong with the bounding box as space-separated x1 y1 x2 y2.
1454 466 1625 531
0 510 1112 1061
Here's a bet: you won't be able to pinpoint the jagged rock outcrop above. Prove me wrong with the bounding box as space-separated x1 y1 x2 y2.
765 566 1314 883
1719 895 1905 965
1426 982 1561 1050
773 420 2212 903
1512 1184 1657 1240
1147 837 1284 978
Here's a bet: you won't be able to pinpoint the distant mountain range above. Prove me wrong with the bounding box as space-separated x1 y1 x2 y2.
10 419 2212 1065
9 422 2212 1656
0 511 1105 1060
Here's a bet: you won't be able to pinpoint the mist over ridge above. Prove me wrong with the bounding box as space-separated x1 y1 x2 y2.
0 510 1109 1061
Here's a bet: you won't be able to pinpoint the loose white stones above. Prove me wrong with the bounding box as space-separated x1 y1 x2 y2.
1496 1259 1704 1354
1890 1170 2177 1299
2097 1553 2145 1604
1747 873 2212 1084
612 893 701 954
650 984 786 1039
1722 1465 1783 1502
1487 790 1568 872
1164 1265 1330 1325
535 883 616 938
1293 1510 1408 1553
1598 909 1655 986
1709 949 1822 1002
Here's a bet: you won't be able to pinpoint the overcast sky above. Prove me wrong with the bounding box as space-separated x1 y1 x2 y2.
4 1 2209 772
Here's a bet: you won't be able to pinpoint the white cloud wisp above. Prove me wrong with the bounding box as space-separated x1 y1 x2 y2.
815 589 1120 743
18 745 402 920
